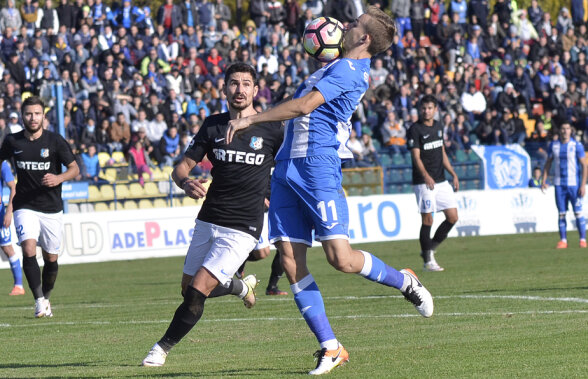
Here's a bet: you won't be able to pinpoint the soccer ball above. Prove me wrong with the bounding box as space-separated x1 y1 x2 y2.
303 17 345 62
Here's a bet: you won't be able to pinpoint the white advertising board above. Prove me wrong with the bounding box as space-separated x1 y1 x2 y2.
0 187 576 268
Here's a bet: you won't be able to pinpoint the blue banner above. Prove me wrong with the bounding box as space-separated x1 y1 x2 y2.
3 181 89 202
471 145 531 190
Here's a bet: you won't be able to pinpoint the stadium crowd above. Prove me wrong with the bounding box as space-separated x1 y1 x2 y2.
0 0 586 178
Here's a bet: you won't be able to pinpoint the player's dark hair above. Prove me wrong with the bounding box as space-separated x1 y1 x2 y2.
22 96 45 111
224 62 257 84
420 95 439 106
420 94 438 107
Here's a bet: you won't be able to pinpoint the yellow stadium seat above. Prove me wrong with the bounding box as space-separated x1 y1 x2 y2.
162 166 174 177
100 185 115 201
98 152 111 167
153 198 168 208
115 184 130 199
123 200 138 210
144 182 160 197
102 168 118 182
152 167 167 180
182 196 200 207
138 199 153 209
88 185 102 201
94 202 109 212
129 182 145 197
111 151 126 163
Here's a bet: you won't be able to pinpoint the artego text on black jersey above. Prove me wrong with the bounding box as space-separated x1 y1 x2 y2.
185 113 283 240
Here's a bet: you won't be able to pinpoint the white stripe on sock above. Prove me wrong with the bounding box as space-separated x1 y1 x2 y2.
290 274 315 295
359 250 372 276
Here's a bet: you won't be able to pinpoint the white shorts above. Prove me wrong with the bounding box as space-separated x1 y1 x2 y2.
414 181 458 214
254 213 270 250
183 220 258 287
13 209 64 254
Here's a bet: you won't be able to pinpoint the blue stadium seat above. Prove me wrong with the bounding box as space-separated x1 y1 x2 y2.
379 153 392 167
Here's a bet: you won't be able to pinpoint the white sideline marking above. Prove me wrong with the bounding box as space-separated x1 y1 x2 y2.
1 310 587 328
4 294 588 312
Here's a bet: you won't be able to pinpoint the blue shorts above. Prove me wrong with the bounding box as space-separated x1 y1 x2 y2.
554 185 583 214
269 155 349 246
0 205 11 246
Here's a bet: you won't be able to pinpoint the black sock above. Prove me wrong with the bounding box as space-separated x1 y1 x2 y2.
158 286 207 353
266 251 284 290
42 260 59 300
419 224 432 253
432 220 455 247
22 256 43 299
208 279 244 298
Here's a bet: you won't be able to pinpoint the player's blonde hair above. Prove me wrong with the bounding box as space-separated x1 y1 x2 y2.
364 6 397 55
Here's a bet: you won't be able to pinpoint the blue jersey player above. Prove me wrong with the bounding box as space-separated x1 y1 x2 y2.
228 7 433 375
542 122 588 248
0 161 24 295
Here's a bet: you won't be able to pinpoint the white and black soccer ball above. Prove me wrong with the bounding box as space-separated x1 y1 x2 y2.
303 17 345 63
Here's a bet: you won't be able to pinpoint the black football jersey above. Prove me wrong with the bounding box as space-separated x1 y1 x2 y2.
407 121 445 185
185 112 283 239
0 130 76 213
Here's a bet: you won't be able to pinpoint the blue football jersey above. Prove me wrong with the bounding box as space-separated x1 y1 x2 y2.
276 58 371 160
548 139 585 186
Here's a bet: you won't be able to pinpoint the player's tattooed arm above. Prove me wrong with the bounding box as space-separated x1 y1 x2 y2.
172 157 208 199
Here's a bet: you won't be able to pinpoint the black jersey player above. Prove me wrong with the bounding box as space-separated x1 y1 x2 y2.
0 96 79 317
142 63 283 367
407 94 459 271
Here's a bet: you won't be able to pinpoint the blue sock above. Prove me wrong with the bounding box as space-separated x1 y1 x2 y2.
8 255 23 287
358 251 405 290
559 215 567 241
291 275 337 350
576 215 586 240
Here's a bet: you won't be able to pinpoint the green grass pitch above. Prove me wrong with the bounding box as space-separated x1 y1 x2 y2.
0 232 586 378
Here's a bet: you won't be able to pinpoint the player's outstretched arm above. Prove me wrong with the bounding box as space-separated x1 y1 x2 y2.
226 90 325 143
172 157 208 199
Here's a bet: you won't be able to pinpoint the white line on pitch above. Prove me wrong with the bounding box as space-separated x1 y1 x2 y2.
1 310 587 328
3 294 588 312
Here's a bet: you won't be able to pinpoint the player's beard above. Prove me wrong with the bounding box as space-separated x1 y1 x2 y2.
229 96 251 111
24 122 43 134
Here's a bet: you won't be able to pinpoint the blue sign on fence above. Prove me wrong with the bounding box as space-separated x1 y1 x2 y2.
471 145 531 190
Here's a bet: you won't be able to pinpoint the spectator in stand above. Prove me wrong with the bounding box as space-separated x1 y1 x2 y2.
380 110 407 155
157 0 182 34
360 133 380 167
0 0 22 34
370 58 389 88
391 0 411 38
461 82 486 125
80 144 105 183
528 166 543 188
527 0 543 31
157 124 181 168
128 139 154 186
108 112 131 153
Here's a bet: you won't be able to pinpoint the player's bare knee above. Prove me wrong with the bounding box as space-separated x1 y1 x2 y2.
255 247 270 259
559 213 566 219
421 214 434 226
326 254 354 273
447 214 458 224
